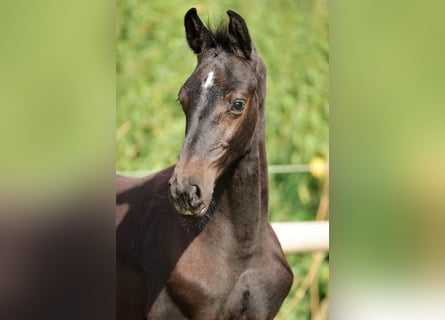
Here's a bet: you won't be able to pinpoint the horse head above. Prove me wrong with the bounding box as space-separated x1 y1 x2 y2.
169 8 266 218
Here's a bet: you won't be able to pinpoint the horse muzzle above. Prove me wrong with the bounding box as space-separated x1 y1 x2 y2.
168 170 214 217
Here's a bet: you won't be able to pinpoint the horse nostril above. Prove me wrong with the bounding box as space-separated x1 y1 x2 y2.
188 184 203 209
188 184 197 201
191 184 201 198
168 175 176 186
169 176 178 198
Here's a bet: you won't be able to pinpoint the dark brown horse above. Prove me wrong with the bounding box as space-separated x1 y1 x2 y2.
116 8 293 320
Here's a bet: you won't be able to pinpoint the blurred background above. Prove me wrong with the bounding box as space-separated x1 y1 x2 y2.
116 0 329 319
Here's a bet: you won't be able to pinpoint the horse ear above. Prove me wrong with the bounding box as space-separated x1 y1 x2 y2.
227 10 252 59
184 8 213 54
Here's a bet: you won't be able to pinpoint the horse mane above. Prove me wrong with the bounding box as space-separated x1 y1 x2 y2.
205 22 240 55
213 23 232 49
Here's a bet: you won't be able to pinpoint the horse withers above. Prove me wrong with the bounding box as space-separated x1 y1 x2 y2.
116 8 293 320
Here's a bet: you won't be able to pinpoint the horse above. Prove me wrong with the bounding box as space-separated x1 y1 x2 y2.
116 8 293 320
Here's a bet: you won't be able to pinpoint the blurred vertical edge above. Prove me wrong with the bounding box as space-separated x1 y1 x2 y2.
0 0 115 319
331 0 445 319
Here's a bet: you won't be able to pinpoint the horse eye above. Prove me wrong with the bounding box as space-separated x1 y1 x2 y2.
231 99 246 114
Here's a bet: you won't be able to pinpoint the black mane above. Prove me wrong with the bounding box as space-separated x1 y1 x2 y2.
206 23 241 56
212 23 233 51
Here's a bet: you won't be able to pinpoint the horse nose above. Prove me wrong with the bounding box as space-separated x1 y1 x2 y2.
169 174 205 216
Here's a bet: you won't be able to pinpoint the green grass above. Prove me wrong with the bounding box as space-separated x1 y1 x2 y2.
117 0 328 318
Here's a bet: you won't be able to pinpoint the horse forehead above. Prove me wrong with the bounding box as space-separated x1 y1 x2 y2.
199 54 252 77
184 56 256 98
187 67 224 92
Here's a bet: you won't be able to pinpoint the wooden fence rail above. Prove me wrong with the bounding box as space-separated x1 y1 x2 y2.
271 221 329 253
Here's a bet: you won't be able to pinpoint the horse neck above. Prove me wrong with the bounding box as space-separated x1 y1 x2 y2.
219 101 268 252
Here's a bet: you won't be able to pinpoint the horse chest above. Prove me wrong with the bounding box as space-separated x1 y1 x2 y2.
165 241 236 312
155 237 291 320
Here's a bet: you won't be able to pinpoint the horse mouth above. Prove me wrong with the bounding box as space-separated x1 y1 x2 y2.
174 202 208 218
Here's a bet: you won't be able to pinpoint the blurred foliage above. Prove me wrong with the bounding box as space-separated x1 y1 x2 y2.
117 0 328 318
